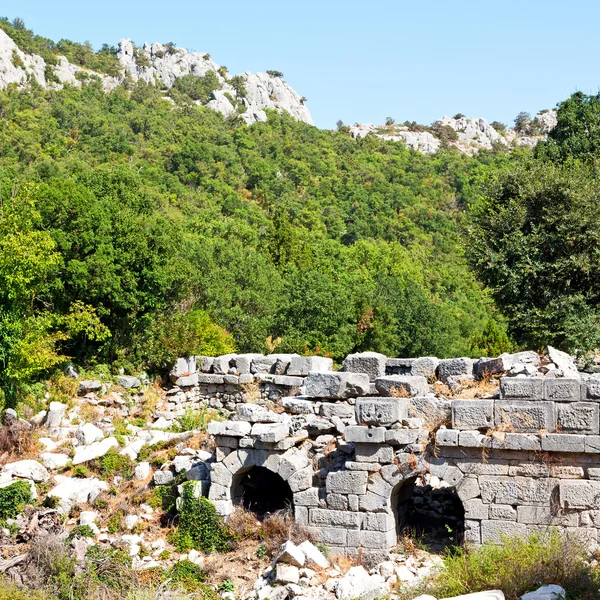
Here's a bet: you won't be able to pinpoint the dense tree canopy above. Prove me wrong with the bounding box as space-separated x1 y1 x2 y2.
0 78 504 403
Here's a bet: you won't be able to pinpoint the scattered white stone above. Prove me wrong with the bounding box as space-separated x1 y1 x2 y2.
441 592 505 600
274 564 300 585
48 477 108 512
3 460 50 482
274 541 306 568
135 462 151 480
124 515 140 530
336 566 389 600
45 402 67 427
72 436 119 465
76 423 105 445
40 453 70 470
38 437 57 451
298 541 330 569
521 586 566 600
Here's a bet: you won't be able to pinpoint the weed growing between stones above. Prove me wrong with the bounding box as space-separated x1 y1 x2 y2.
0 480 33 520
399 530 600 600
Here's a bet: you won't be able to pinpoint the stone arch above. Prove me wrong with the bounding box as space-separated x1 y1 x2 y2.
231 465 294 515
208 446 317 517
389 474 465 548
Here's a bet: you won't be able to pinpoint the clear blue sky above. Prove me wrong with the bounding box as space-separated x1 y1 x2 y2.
4 0 600 129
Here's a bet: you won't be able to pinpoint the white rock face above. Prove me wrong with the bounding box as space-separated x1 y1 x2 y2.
73 436 119 465
40 453 71 470
521 585 565 600
45 402 67 427
0 32 312 126
76 423 105 445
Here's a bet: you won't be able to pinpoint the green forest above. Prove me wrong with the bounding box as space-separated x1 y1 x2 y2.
1 22 600 407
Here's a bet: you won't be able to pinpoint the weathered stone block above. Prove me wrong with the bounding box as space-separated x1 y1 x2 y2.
362 512 395 532
312 527 347 546
559 480 600 509
479 476 556 506
386 429 420 445
237 404 280 423
585 436 600 453
435 428 459 447
344 426 386 444
197 374 224 384
309 509 361 528
304 372 370 399
354 444 394 463
516 506 578 526
374 375 428 397
495 401 556 433
385 358 414 375
287 356 333 376
459 430 487 447
437 357 473 383
321 403 355 420
288 467 314 492
464 499 489 520
293 487 319 507
343 352 387 381
410 357 439 380
442 466 464 487
541 433 585 453
582 377 600 400
464 519 481 544
473 356 510 379
489 505 516 521
557 402 599 434
326 470 368 495
481 520 527 543
452 400 494 430
272 375 304 387
456 477 481 501
356 397 408 426
545 378 581 401
503 433 542 451
499 377 544 400
208 421 252 437
358 491 389 512
360 529 396 549
282 398 315 415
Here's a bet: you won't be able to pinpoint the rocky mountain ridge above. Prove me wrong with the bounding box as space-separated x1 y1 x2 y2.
0 29 313 125
349 110 557 154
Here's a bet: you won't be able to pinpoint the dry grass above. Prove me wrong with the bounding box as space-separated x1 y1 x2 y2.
260 509 315 552
389 386 410 398
240 381 261 403
227 507 262 540
433 374 500 399
0 423 40 463
329 552 361 573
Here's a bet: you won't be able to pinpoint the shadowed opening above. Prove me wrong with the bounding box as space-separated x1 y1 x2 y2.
231 466 294 516
392 477 464 551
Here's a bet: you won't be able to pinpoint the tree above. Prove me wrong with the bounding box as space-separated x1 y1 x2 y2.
469 159 600 354
490 121 506 132
385 117 395 126
514 111 531 132
266 70 284 78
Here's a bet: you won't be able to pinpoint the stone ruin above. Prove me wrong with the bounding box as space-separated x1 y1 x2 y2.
163 349 600 564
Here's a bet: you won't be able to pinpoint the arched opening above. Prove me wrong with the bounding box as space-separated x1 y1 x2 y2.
391 477 464 551
231 466 294 516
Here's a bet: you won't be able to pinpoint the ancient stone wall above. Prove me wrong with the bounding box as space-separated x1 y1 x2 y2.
165 350 600 563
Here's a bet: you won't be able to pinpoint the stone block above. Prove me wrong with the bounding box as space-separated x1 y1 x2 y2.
309 508 361 528
559 480 600 509
320 403 355 420
410 357 439 380
489 505 516 521
516 506 578 526
304 372 370 399
287 356 333 376
326 470 368 495
207 421 251 437
343 352 387 381
288 467 314 492
481 520 527 543
503 433 541 451
495 401 556 433
250 423 289 442
374 375 429 398
456 477 481 501
360 529 396 549
437 358 473 383
442 466 464 487
172 374 199 387
557 402 599 434
363 512 395 533
170 357 196 379
386 429 420 445
312 527 347 546
385 358 414 375
585 436 600 453
273 375 304 387
459 431 487 447
473 356 510 379
499 377 544 400
435 428 459 447
197 374 224 384
464 499 489 520
544 378 581 401
356 397 408 426
355 444 394 463
541 433 585 453
358 491 389 512
344 426 386 444
479 476 556 505
236 404 280 423
452 400 494 430
582 377 600 400
282 398 315 414
464 519 481 544
233 354 263 374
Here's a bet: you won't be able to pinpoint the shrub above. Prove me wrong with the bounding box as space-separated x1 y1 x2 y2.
406 530 600 600
266 70 284 78
490 121 507 132
71 465 89 478
67 524 96 540
98 448 135 479
0 480 32 519
168 560 218 598
174 483 232 552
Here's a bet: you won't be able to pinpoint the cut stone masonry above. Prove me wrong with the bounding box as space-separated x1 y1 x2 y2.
163 350 600 563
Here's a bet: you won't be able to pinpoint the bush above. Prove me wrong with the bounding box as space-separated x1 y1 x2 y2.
174 483 232 553
98 448 135 479
266 70 284 78
406 530 600 600
0 480 32 520
167 560 218 598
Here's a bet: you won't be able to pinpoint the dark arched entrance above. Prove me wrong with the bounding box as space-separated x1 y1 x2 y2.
231 466 294 516
392 477 465 550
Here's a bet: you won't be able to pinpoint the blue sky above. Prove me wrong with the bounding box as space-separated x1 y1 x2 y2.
4 0 600 128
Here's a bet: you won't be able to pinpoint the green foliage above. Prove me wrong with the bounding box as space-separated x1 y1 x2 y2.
0 480 32 519
167 560 219 599
98 448 135 479
431 121 459 147
490 121 506 133
67 524 96 540
256 543 267 559
174 407 222 432
174 483 232 553
107 510 124 533
469 156 600 354
266 70 284 78
469 318 511 357
71 465 89 478
407 530 600 600
218 580 235 593
171 72 222 103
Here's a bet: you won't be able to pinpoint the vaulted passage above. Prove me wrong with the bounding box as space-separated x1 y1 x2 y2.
231 466 294 516
392 477 465 550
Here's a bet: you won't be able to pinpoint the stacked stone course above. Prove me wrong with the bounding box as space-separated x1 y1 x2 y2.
162 349 600 563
